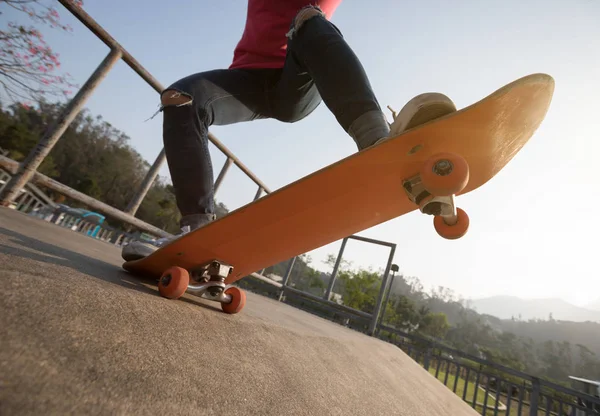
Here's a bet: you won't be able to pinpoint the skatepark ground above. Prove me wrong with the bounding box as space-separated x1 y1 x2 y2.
0 207 479 415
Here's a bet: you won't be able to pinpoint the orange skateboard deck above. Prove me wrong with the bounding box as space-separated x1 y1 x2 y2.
123 73 554 313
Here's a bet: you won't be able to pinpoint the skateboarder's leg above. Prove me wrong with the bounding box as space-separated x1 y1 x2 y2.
160 68 276 229
274 6 389 149
122 68 277 261
275 6 455 148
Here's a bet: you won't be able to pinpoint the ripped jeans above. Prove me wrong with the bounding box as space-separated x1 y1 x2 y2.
161 7 390 229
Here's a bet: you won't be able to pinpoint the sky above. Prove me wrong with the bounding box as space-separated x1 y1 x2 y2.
2 0 599 307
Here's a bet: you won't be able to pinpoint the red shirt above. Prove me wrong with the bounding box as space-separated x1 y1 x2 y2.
230 0 342 70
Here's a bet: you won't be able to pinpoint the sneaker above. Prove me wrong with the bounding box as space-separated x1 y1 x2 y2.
121 226 191 262
375 92 456 145
121 213 216 262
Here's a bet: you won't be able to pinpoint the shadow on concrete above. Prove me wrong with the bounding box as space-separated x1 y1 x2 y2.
0 226 220 312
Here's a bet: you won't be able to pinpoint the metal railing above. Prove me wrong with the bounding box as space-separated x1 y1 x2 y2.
0 0 270 236
0 155 170 237
267 281 600 415
0 168 53 214
28 206 139 247
271 235 397 335
380 327 600 416
0 187 139 247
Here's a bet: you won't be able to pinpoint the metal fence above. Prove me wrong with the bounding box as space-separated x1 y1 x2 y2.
1 170 145 247
0 0 270 238
379 327 600 416
276 235 397 335
28 205 139 247
0 155 170 237
0 168 54 214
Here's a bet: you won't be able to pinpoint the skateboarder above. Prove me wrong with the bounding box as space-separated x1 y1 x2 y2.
122 1 453 261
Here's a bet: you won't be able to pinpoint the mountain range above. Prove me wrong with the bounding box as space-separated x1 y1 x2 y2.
587 297 600 312
469 296 600 323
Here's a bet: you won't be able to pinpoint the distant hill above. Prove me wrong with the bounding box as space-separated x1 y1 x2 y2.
587 298 600 312
469 295 600 323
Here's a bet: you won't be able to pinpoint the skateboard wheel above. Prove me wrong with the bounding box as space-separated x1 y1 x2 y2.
221 287 246 314
433 208 469 240
158 266 189 299
421 152 469 196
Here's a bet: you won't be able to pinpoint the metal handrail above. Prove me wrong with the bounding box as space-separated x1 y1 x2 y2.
380 323 600 406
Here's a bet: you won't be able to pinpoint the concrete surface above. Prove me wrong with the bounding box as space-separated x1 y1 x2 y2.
0 207 479 415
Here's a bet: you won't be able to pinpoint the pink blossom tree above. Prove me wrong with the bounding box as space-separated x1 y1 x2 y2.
0 0 84 105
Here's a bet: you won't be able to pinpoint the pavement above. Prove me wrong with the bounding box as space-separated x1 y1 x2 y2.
0 207 479 416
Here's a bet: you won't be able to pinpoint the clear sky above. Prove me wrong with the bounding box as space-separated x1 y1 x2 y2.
3 0 599 306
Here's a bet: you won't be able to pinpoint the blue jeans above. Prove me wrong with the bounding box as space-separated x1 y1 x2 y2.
161 8 389 229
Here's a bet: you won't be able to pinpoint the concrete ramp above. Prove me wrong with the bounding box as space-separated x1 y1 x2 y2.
0 208 478 415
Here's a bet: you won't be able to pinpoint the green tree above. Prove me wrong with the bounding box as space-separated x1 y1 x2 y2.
418 312 450 339
338 269 380 313
388 295 419 330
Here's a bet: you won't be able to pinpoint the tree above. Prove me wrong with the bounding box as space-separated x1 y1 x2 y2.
540 340 569 380
389 295 419 330
322 252 352 273
418 312 450 339
338 268 380 313
405 275 424 297
429 285 456 303
575 344 599 380
0 0 82 103
307 269 325 291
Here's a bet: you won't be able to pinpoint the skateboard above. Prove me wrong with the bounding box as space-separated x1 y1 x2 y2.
123 73 555 315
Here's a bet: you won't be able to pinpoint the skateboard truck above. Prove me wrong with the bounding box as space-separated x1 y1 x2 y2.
157 260 247 314
402 174 457 221
402 153 470 239
186 261 233 303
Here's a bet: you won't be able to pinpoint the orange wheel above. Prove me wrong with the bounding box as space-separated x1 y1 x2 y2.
221 286 246 314
158 266 189 299
433 208 469 240
420 152 469 196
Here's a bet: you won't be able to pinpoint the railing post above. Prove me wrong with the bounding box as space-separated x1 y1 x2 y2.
377 268 398 330
423 347 432 371
0 48 123 206
21 195 36 212
472 368 482 409
324 237 348 301
125 148 166 215
277 257 296 302
213 158 233 196
367 244 396 336
529 377 540 416
253 186 263 201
